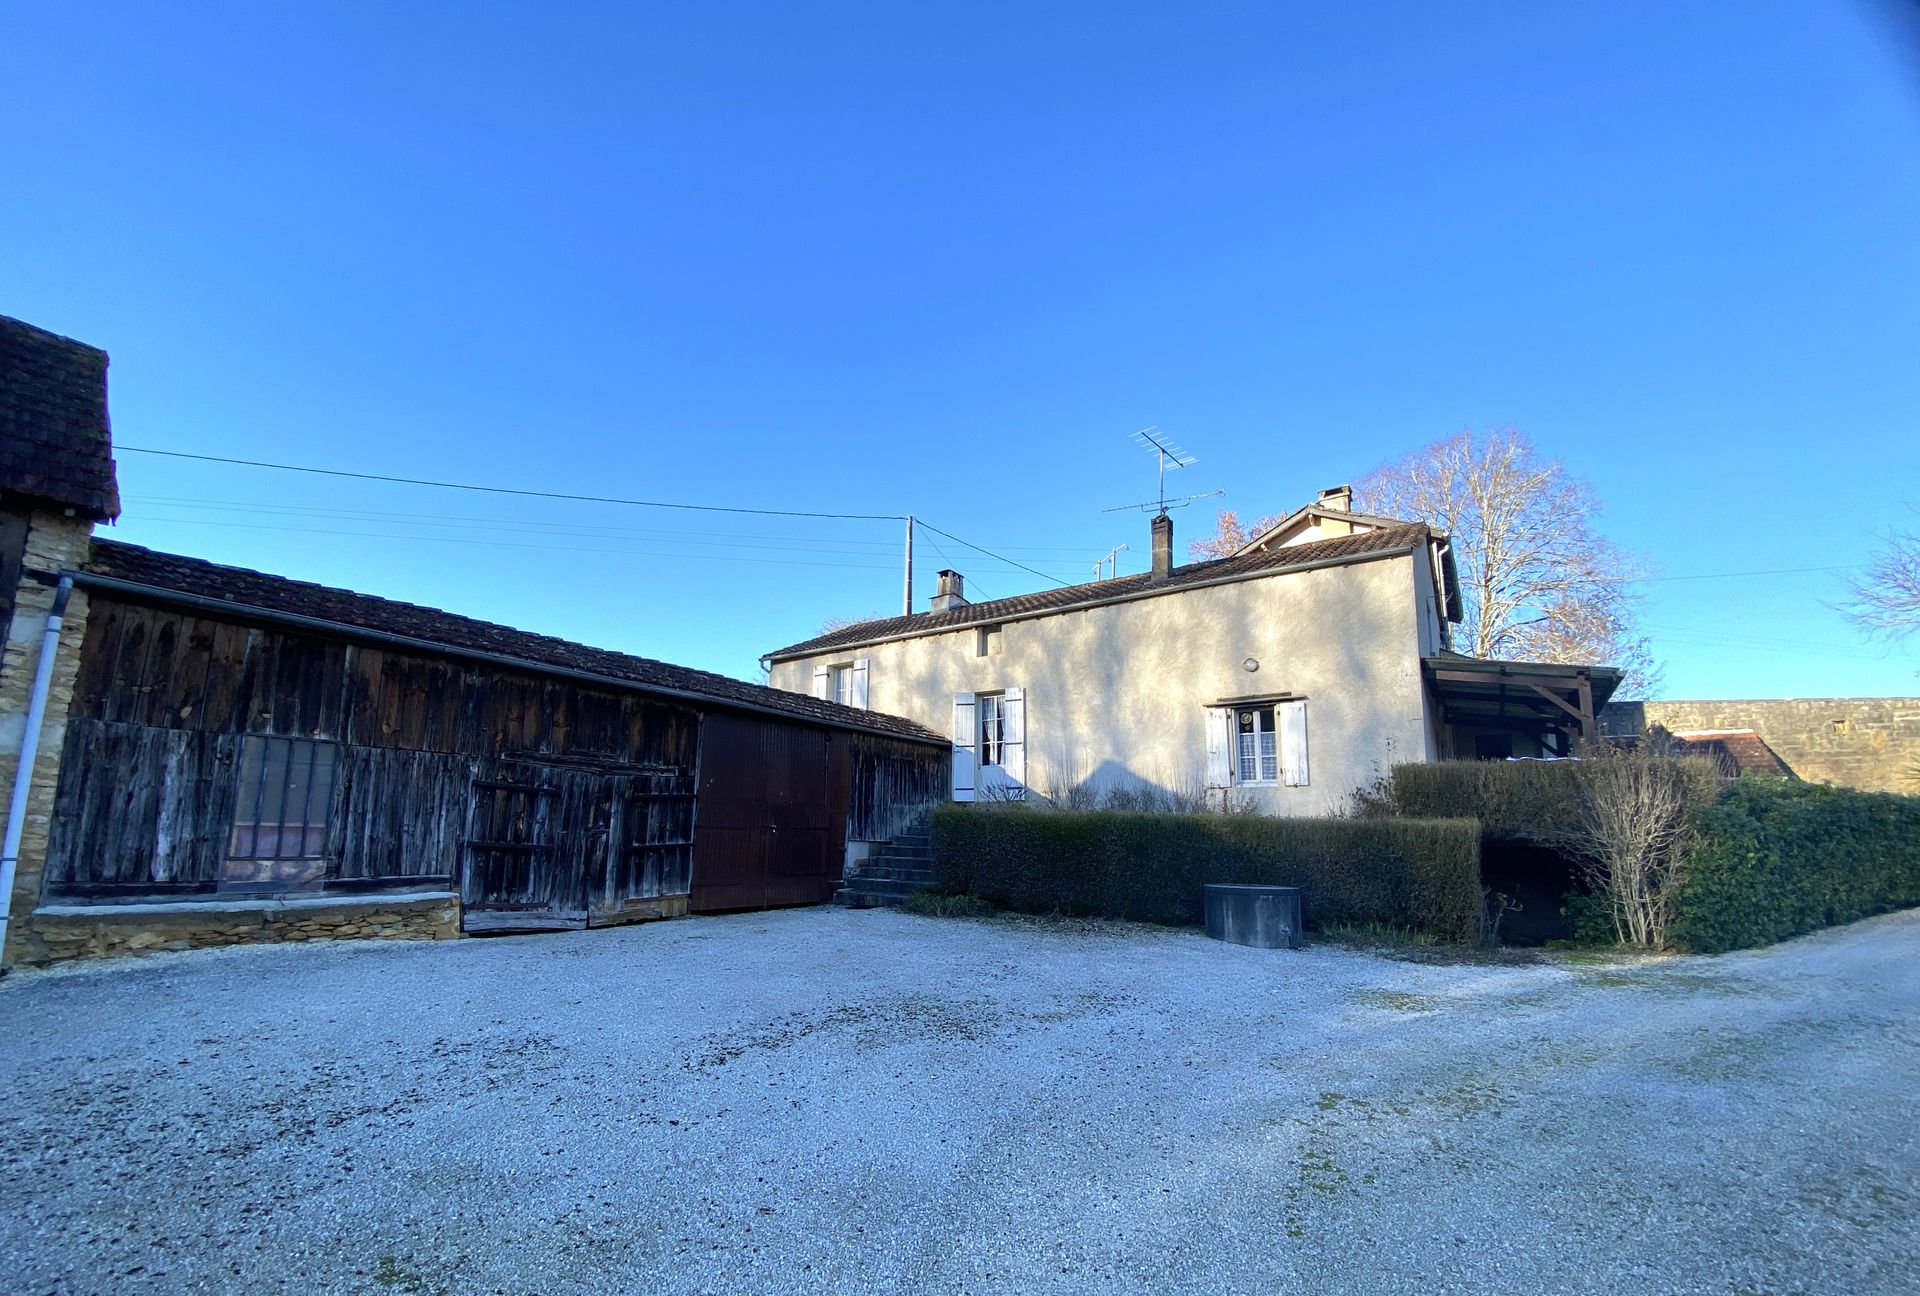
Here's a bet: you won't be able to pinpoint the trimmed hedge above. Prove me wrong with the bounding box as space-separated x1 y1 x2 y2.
1370 761 1586 840
931 805 1484 944
1670 779 1920 954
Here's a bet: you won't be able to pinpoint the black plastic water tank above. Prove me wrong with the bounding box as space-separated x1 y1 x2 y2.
1203 883 1304 949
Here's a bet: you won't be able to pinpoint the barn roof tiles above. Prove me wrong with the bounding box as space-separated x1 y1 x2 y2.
79 540 945 745
0 315 121 520
768 522 1434 660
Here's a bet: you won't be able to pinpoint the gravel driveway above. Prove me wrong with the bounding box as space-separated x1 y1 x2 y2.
2 907 1915 1295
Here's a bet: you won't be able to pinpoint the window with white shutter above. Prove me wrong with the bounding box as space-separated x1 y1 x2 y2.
1279 699 1310 787
1227 700 1309 787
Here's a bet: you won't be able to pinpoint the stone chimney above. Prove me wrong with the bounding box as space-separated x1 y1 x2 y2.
930 569 968 613
1150 512 1173 581
1318 484 1354 513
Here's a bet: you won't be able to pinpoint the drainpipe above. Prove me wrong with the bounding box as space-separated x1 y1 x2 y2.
0 575 73 966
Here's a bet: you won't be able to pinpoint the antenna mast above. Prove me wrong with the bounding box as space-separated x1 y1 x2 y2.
1132 426 1196 514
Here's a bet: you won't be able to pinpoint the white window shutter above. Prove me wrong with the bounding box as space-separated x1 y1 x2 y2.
1204 707 1233 790
1280 700 1310 787
1001 687 1026 793
850 658 871 710
951 692 977 802
811 665 831 700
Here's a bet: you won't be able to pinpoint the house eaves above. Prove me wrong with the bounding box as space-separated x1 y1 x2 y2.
766 525 1431 662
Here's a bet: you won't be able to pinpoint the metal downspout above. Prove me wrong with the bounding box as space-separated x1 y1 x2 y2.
0 575 73 966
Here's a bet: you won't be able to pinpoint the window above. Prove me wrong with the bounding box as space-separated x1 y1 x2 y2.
978 692 1007 767
1228 700 1309 787
225 736 340 889
815 658 870 709
976 625 1003 657
1236 706 1280 783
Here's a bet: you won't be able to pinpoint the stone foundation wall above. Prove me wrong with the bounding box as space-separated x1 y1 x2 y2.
13 891 461 965
1601 698 1920 794
0 512 93 966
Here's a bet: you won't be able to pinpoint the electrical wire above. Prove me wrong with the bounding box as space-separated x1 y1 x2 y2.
118 445 908 522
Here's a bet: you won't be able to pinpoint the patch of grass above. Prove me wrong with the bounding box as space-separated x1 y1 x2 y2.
902 889 996 919
1320 921 1438 949
1320 921 1545 966
372 1256 442 1295
1347 988 1453 1014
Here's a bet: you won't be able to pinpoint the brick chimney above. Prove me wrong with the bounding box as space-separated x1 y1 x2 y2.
1318 484 1354 512
1150 512 1173 581
930 569 969 613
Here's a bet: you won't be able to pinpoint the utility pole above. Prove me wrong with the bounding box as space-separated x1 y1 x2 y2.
903 515 914 615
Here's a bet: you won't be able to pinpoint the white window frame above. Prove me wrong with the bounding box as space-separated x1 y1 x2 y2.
1234 705 1281 785
977 692 1007 768
1230 700 1309 788
820 658 870 709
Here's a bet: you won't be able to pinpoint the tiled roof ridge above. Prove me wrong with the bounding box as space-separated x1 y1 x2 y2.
768 521 1432 659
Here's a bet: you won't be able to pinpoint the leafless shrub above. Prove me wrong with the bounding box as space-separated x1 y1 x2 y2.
1559 750 1718 949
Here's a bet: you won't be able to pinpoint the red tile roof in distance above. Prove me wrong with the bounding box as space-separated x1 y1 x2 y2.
768 522 1434 660
82 540 945 745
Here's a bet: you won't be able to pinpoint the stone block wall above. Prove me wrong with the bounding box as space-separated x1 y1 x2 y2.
1601 698 1920 794
13 891 462 965
0 511 92 965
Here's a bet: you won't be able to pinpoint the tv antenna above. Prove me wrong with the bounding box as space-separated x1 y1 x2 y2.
1104 426 1224 515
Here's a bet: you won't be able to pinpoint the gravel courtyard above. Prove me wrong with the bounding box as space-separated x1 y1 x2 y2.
3 908 1916 1296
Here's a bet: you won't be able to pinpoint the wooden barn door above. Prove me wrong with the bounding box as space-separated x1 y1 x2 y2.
461 762 611 932
690 715 845 912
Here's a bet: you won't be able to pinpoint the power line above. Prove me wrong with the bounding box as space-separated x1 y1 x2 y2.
121 514 904 570
121 449 1082 584
914 519 1073 588
118 445 907 522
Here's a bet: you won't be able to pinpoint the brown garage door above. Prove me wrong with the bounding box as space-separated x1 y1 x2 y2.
690 713 848 912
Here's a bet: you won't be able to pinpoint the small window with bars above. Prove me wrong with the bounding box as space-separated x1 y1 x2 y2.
225 736 340 889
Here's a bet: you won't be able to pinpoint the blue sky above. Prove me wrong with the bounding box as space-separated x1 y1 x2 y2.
5 2 1918 698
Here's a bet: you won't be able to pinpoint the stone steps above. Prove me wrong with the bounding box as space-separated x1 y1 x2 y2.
835 830 938 907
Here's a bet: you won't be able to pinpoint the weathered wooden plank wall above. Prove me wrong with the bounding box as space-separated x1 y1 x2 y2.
846 733 948 843
68 596 701 765
48 593 942 921
45 719 242 890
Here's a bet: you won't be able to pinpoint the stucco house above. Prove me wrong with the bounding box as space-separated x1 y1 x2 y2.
765 488 1622 815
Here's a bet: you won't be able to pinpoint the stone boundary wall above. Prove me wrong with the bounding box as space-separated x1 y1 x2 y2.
14 890 461 965
1601 698 1920 794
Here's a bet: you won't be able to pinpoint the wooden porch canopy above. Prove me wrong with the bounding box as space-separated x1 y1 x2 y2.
1422 656 1623 747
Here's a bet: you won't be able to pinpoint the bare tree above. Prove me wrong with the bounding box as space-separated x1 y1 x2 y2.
1188 508 1282 561
1842 509 1920 642
1563 751 1717 949
819 611 888 634
1356 427 1660 693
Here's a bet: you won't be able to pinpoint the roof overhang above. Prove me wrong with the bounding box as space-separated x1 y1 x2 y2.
1423 657 1623 737
767 540 1425 662
64 568 950 748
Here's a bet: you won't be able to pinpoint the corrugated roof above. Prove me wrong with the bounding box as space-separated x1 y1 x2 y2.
80 540 945 745
768 522 1432 660
0 315 120 520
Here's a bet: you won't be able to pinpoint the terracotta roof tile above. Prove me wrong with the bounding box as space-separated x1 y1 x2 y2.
768 523 1432 659
81 540 945 745
0 315 120 520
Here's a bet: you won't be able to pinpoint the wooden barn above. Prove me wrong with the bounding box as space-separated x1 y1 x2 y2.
0 315 948 965
6 541 948 962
